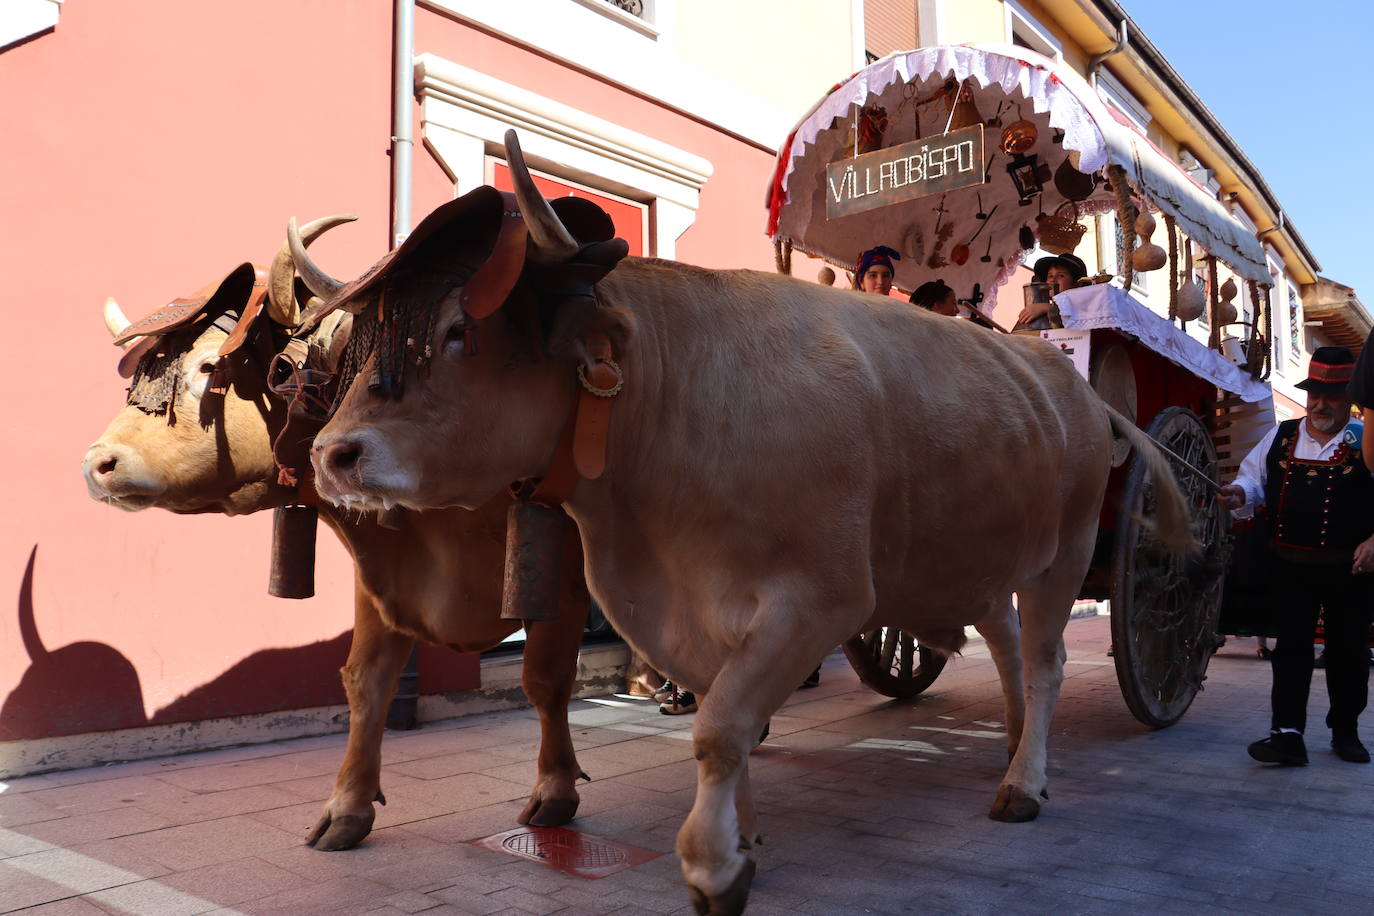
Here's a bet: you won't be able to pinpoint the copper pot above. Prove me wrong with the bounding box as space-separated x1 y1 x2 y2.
1000 120 1038 155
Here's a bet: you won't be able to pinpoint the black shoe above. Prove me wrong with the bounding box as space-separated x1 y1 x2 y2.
1314 650 1327 669
1248 732 1308 766
659 688 697 715
798 667 820 689
1332 733 1371 763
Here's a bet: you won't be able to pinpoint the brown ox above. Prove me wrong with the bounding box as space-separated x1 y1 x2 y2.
81 229 591 852
305 132 1192 914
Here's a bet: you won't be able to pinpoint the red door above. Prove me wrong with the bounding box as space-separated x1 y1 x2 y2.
490 161 647 256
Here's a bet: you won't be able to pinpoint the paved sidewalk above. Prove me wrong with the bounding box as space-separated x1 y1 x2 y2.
3 616 1373 915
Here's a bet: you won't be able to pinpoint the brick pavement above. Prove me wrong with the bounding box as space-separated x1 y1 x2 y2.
3 615 1373 914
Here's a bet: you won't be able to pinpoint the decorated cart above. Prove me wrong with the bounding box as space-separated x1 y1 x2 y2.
766 44 1280 727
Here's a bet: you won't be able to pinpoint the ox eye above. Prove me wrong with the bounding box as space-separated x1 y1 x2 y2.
443 322 469 354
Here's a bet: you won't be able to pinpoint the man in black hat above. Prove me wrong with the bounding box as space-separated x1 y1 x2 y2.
1015 253 1087 330
1219 346 1374 765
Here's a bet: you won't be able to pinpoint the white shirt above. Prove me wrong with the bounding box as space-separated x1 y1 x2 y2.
1231 419 1367 515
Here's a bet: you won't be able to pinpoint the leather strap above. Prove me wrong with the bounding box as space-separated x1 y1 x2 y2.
527 329 622 507
573 330 620 479
461 194 528 320
216 271 270 359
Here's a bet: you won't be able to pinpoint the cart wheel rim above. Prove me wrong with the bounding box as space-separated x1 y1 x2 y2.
1110 406 1226 728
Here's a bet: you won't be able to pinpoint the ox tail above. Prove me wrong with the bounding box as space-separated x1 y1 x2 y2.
19 544 47 661
1102 405 1197 556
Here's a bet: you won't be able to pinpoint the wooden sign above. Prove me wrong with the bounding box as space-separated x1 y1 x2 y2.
826 124 985 219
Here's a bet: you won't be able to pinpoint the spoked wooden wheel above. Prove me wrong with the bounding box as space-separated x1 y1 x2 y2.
1111 406 1228 728
843 628 948 698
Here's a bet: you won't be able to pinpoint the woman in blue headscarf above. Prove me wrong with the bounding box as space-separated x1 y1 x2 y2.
853 246 901 296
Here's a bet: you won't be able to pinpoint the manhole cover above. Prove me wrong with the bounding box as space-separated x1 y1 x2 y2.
474 826 662 879
503 831 628 868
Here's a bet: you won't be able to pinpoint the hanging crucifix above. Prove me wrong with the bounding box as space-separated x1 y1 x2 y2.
928 194 954 269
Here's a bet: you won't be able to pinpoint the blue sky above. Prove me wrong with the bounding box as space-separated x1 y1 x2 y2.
1125 0 1373 289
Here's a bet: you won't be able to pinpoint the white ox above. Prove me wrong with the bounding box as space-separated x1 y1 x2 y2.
305 132 1191 914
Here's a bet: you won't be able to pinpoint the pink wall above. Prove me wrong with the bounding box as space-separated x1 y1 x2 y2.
1 2 785 747
1 0 395 741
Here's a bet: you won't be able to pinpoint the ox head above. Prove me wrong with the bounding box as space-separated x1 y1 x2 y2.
305 131 630 512
82 220 354 515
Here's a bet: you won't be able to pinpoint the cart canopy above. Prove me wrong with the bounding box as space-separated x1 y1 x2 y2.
768 44 1272 309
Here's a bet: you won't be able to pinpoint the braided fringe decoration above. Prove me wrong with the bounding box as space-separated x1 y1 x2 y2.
1245 279 1263 377
1165 213 1179 322
1108 164 1135 292
1207 256 1221 350
773 237 794 275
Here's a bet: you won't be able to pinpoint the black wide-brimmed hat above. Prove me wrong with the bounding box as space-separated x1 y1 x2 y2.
1295 346 1356 394
1031 253 1087 284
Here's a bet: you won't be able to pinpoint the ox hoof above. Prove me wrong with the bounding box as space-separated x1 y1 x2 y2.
988 785 1041 823
688 858 755 916
305 813 374 851
518 795 580 827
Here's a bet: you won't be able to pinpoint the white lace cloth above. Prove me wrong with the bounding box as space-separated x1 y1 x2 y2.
1054 283 1272 403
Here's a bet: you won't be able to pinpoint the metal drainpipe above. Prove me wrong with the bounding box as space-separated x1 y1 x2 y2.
1087 17 1128 86
1256 210 1285 241
391 0 415 249
385 0 420 732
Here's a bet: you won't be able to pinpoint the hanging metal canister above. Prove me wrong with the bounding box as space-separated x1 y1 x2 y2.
500 500 571 621
269 504 318 599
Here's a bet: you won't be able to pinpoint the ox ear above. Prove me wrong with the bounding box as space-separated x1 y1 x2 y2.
548 197 616 245
543 237 631 357
538 196 626 354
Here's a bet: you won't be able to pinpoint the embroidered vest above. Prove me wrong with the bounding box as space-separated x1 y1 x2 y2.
1263 419 1374 564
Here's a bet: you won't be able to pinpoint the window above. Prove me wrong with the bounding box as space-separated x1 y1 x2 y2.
1103 210 1149 297
416 54 711 261
1178 148 1221 198
571 0 658 37
1097 212 1117 276
1289 284 1301 362
1270 270 1285 368
1097 70 1151 134
1195 267 1210 329
1006 1 1062 60
487 160 649 257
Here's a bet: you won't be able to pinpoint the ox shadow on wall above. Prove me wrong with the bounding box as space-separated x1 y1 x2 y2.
2 544 357 743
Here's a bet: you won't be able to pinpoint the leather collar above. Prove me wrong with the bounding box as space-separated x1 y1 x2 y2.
521 328 623 508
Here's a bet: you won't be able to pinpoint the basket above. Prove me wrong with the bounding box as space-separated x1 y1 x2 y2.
1035 203 1086 255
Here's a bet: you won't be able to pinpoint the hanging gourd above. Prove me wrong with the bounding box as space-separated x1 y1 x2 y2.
1131 206 1167 271
1176 240 1206 321
1216 277 1239 326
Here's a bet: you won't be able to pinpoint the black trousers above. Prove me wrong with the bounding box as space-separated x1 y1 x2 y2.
1270 558 1374 734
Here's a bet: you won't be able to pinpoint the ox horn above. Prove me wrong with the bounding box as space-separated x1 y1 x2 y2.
104 297 132 345
503 129 579 264
269 214 356 327
287 216 347 302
